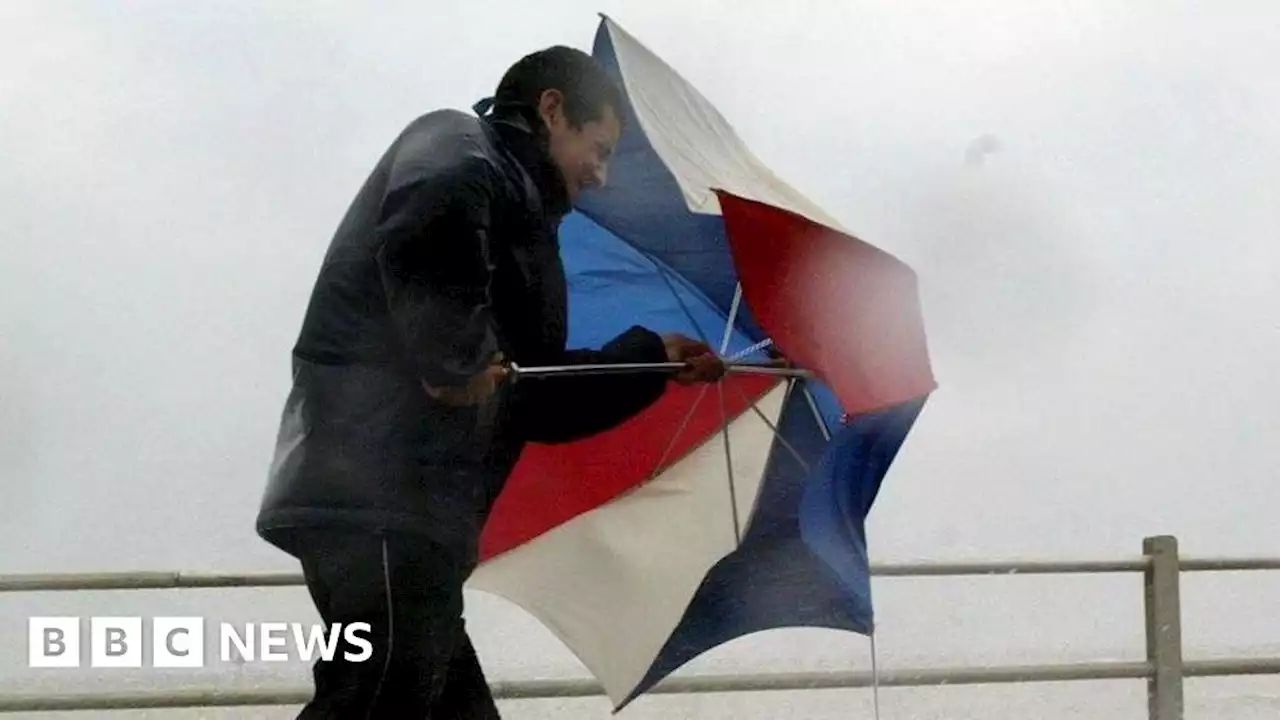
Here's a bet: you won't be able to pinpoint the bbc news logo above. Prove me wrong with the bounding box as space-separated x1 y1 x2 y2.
28 617 373 668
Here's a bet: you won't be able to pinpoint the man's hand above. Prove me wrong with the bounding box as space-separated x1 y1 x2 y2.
423 352 510 407
662 334 726 385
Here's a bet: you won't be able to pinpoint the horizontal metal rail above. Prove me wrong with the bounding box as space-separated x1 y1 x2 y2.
3 536 1277 718
3 557 1279 593
2 659 1279 712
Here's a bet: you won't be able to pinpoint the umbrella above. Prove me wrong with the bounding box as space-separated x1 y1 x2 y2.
467 15 937 712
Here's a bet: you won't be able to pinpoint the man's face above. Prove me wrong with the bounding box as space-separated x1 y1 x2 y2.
538 90 621 201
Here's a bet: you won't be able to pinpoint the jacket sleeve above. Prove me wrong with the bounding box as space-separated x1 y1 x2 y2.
512 325 672 444
373 159 500 390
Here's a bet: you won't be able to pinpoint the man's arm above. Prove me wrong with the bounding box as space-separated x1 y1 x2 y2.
512 329 722 444
373 159 500 392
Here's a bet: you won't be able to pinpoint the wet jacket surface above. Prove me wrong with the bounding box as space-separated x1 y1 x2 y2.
256 107 670 571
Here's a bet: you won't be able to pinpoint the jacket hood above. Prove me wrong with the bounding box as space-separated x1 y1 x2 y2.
475 97 572 220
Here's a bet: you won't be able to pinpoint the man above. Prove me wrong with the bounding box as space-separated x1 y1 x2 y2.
256 45 724 718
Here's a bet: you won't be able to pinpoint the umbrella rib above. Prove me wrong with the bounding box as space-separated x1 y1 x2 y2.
647 383 711 482
718 282 744 545
725 379 811 475
648 264 747 546
718 284 743 354
717 381 741 545
637 262 719 483
651 259 716 348
800 385 834 442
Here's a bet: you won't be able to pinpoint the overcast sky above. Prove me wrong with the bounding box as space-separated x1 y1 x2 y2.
2 0 1278 689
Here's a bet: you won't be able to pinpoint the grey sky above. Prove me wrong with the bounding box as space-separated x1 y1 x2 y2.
2 0 1278 704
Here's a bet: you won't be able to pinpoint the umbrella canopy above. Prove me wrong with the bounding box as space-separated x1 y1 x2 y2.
467 15 936 711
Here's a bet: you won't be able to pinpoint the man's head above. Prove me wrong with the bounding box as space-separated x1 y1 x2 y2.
493 46 624 201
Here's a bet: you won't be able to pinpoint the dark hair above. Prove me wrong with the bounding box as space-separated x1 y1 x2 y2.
493 46 625 130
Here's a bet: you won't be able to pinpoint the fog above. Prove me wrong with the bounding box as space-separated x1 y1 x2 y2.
2 0 1277 716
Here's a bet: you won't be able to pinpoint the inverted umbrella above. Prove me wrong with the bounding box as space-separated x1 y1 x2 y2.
467 15 936 712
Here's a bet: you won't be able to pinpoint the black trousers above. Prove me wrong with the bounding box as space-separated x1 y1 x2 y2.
290 529 500 719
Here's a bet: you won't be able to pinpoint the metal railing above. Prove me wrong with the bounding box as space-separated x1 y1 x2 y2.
2 534 1278 718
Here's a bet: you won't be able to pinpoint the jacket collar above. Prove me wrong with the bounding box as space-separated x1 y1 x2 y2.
476 98 572 220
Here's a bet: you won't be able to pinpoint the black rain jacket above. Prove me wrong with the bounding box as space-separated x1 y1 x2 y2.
256 105 670 572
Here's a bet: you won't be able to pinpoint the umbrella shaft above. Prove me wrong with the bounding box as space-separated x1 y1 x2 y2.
511 362 813 380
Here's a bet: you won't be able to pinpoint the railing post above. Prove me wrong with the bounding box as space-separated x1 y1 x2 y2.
1144 535 1184 720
